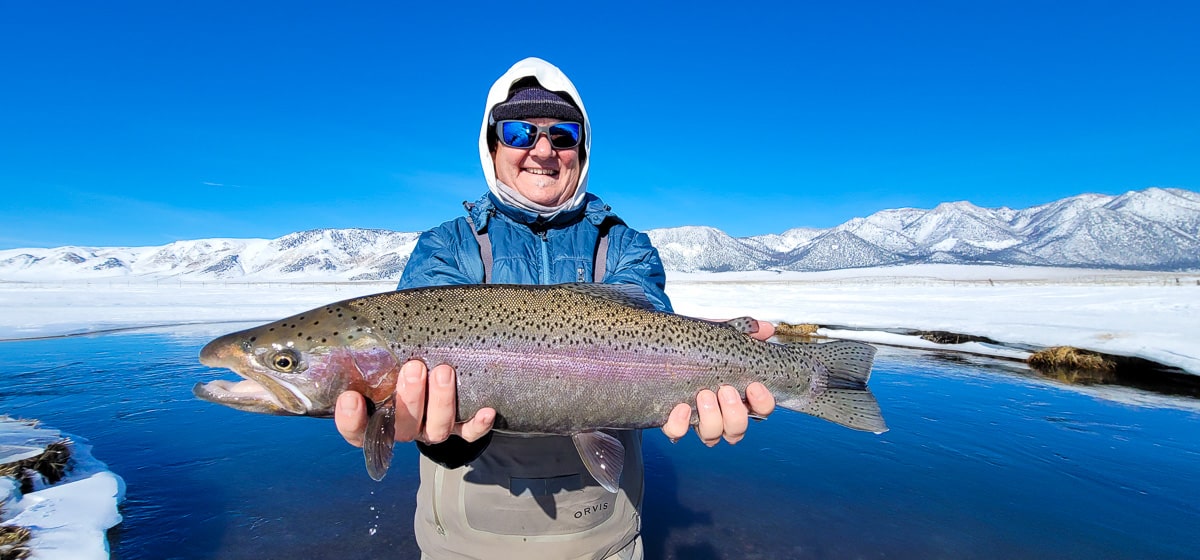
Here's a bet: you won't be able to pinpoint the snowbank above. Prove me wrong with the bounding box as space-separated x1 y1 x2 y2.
0 418 125 560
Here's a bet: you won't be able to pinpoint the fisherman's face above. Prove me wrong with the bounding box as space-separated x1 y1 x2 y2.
492 118 582 207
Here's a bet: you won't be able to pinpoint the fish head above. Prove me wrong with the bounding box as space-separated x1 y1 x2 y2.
194 308 402 417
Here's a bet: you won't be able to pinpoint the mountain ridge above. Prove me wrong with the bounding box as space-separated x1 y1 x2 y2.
2 187 1196 281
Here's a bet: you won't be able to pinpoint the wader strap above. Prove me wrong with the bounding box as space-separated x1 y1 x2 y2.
463 203 493 284
464 201 609 284
593 229 609 282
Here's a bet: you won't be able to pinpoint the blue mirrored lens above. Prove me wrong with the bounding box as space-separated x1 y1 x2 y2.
547 123 581 149
500 121 539 148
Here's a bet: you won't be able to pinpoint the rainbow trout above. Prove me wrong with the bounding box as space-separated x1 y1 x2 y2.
194 283 885 491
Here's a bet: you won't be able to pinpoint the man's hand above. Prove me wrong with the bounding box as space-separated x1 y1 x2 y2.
661 319 778 446
334 360 495 447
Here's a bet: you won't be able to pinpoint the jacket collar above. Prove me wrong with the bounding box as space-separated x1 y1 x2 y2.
468 193 620 232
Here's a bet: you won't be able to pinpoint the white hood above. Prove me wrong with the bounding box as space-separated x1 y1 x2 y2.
478 57 592 218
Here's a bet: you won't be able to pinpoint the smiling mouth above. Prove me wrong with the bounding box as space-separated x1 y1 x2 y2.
523 168 558 176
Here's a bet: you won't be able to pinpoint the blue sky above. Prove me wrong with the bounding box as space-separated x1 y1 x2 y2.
1 2 1197 249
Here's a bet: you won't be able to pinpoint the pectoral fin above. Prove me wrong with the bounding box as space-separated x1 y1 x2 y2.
572 431 625 493
363 399 396 481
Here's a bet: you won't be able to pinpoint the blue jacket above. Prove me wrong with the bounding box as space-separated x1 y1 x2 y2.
399 192 672 313
398 192 671 468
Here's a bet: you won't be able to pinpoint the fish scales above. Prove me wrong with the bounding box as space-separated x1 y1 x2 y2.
330 284 825 432
195 282 885 484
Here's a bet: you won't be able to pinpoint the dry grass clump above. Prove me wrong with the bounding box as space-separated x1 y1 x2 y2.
776 322 820 337
0 525 33 560
1028 346 1118 372
918 330 998 345
0 439 72 494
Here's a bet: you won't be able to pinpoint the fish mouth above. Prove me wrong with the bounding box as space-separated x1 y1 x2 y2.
197 337 311 415
192 379 297 415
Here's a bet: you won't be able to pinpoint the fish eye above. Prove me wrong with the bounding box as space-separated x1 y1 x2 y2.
269 350 300 373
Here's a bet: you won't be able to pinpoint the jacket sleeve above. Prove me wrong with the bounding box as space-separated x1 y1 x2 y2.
395 220 491 467
603 226 674 313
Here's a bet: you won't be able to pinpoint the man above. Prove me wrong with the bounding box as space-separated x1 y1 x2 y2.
333 57 776 559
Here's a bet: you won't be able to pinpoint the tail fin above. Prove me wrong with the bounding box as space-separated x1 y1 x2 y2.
776 340 888 433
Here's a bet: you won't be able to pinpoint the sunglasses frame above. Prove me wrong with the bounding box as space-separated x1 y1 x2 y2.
495 120 583 150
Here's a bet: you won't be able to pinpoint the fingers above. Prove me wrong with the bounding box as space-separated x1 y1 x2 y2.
334 391 368 447
393 360 428 442
456 407 496 443
672 383 771 447
421 363 458 444
695 389 723 446
746 382 776 418
662 403 691 442
343 360 483 448
717 385 749 444
750 320 775 341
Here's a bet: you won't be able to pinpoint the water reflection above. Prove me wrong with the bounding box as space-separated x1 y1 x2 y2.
1 328 1198 559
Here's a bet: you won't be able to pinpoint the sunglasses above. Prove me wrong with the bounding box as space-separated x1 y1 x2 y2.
495 120 582 150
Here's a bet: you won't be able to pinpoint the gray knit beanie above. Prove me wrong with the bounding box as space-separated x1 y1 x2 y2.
490 81 584 123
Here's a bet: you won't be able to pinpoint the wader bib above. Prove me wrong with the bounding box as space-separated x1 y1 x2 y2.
414 432 644 559
413 214 644 560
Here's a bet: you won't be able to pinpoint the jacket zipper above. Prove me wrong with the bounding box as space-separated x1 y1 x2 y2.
537 229 551 285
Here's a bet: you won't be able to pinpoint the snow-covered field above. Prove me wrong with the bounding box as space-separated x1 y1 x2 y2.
2 264 1196 373
1 263 1198 558
666 265 1200 374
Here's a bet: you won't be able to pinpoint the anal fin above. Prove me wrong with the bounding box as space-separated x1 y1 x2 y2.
571 431 625 493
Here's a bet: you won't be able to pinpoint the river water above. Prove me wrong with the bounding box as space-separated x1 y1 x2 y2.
1 327 1197 559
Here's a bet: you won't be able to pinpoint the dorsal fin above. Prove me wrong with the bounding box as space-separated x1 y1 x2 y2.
720 316 760 334
558 282 657 311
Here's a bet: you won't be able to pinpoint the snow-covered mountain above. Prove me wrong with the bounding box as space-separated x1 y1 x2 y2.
652 187 1199 272
0 229 420 282
646 226 772 272
1 188 1196 281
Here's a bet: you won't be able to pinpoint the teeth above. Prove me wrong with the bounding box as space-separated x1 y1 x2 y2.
524 168 557 176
